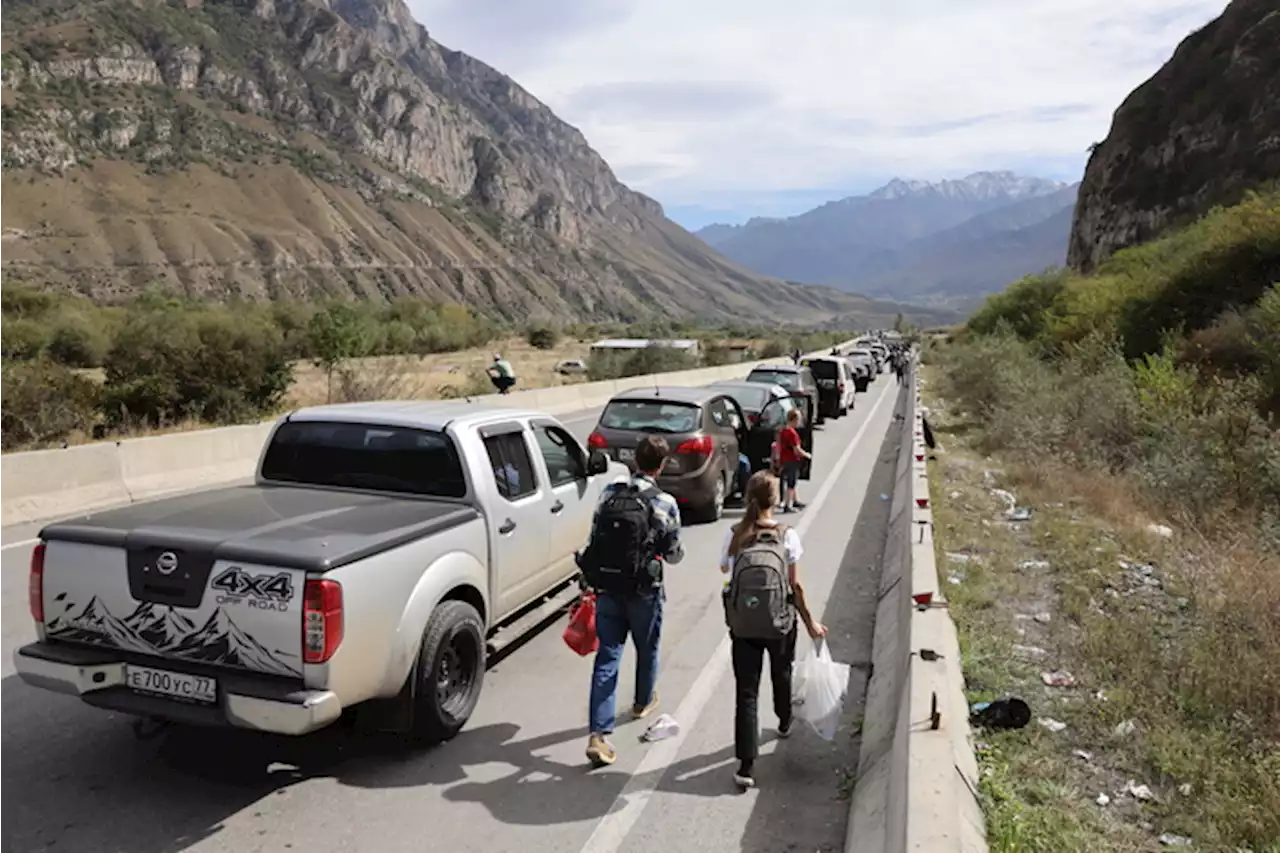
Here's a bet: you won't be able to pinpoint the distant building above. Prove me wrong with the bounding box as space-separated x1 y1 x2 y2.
589 338 701 357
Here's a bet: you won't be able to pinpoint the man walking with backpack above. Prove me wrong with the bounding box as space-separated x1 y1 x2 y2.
577 435 684 767
720 470 826 789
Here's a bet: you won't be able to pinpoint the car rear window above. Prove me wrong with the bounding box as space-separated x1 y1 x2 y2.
261 421 467 498
716 385 768 411
747 370 800 390
801 359 839 379
600 400 701 433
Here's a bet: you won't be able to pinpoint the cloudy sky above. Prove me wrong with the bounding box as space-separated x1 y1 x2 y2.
407 0 1227 229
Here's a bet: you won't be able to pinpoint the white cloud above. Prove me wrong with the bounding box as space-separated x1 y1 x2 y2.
407 0 1228 223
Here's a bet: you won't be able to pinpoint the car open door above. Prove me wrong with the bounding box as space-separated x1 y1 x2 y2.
745 397 785 473
790 393 815 480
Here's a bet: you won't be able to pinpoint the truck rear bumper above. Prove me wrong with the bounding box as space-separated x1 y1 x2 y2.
13 642 343 736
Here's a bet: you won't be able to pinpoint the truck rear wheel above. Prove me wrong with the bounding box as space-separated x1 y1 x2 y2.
410 599 485 745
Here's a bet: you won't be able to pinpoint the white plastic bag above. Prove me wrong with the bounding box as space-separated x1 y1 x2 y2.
791 639 849 741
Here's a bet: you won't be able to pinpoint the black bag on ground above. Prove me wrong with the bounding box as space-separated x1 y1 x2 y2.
580 483 658 594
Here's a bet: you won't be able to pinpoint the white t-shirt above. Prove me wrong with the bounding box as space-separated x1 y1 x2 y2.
719 521 804 572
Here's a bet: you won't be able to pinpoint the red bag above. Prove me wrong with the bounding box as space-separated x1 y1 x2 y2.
563 592 599 656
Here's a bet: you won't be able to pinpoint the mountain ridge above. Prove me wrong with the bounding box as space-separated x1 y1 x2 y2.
694 171 1077 306
0 0 948 327
1067 0 1280 272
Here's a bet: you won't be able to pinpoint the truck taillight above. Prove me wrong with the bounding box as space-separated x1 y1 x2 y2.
588 431 607 449
676 435 714 456
839 381 846 393
29 542 45 623
303 579 343 664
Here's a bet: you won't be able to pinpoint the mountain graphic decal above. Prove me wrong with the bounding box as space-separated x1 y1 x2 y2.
167 608 301 677
123 603 197 650
46 597 301 678
48 596 154 654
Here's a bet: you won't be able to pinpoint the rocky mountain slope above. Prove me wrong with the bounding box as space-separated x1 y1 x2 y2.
1068 0 1280 272
696 172 1076 306
0 0 933 327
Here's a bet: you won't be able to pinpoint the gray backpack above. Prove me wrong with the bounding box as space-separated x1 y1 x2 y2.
724 525 796 639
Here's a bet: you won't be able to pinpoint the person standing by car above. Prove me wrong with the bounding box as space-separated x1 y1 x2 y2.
720 470 827 789
576 435 684 768
487 353 517 394
776 407 810 512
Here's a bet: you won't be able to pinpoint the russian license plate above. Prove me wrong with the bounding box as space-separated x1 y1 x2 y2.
618 448 634 462
125 665 217 704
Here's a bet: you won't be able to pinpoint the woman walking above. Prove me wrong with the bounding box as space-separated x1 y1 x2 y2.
720 470 827 789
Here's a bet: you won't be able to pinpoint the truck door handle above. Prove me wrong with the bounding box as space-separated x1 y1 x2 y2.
550 500 564 514
499 519 517 534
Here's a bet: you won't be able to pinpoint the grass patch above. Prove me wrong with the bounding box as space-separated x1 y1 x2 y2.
925 370 1280 852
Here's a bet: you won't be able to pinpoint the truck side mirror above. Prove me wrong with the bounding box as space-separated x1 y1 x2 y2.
587 449 610 476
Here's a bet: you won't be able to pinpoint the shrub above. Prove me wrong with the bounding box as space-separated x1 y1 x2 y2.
1 359 100 450
101 307 293 428
587 345 699 381
525 324 560 350
46 314 111 368
1 317 49 360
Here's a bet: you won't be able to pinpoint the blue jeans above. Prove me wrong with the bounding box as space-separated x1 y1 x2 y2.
735 453 750 495
589 588 664 735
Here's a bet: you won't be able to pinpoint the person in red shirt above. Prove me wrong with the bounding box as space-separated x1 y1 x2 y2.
776 407 811 512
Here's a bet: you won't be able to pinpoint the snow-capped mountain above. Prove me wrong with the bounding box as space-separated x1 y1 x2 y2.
167 608 300 677
694 171 1078 306
867 172 1067 203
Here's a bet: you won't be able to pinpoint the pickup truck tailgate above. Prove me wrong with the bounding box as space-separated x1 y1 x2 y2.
40 539 306 679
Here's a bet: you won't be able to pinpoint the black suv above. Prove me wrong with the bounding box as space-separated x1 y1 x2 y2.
743 363 824 426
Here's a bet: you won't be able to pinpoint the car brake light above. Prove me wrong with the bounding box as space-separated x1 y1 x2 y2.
747 413 758 426
675 435 714 456
303 579 343 664
588 431 607 449
839 382 846 393
29 542 45 623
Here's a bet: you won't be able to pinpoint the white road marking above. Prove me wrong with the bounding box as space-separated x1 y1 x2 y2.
576 378 897 853
1 538 39 552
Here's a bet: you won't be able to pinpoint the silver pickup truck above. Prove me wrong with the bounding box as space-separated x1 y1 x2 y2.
15 401 626 745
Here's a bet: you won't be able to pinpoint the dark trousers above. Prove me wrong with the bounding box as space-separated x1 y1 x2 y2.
731 626 797 762
491 375 516 394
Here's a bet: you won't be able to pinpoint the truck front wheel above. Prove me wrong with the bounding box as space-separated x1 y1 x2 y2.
410 599 486 745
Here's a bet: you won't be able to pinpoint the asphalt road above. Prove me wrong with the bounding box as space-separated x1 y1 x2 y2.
1 375 905 853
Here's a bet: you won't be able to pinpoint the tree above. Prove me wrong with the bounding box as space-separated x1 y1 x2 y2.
306 304 369 402
893 313 906 333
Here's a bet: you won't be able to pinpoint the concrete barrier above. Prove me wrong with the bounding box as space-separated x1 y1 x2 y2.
1 441 131 527
2 341 859 527
117 422 275 501
846 370 987 853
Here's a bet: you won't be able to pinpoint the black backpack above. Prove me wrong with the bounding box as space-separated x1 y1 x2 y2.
581 483 659 594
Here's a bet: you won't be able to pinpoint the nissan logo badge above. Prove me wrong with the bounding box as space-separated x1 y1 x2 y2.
156 551 179 575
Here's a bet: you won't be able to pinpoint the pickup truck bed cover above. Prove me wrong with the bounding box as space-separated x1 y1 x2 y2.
40 485 479 572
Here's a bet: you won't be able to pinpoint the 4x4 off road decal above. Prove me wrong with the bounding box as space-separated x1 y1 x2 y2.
211 567 294 612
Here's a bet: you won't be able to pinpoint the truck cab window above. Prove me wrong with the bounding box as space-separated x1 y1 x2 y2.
483 432 538 501
260 421 466 497
534 425 584 488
